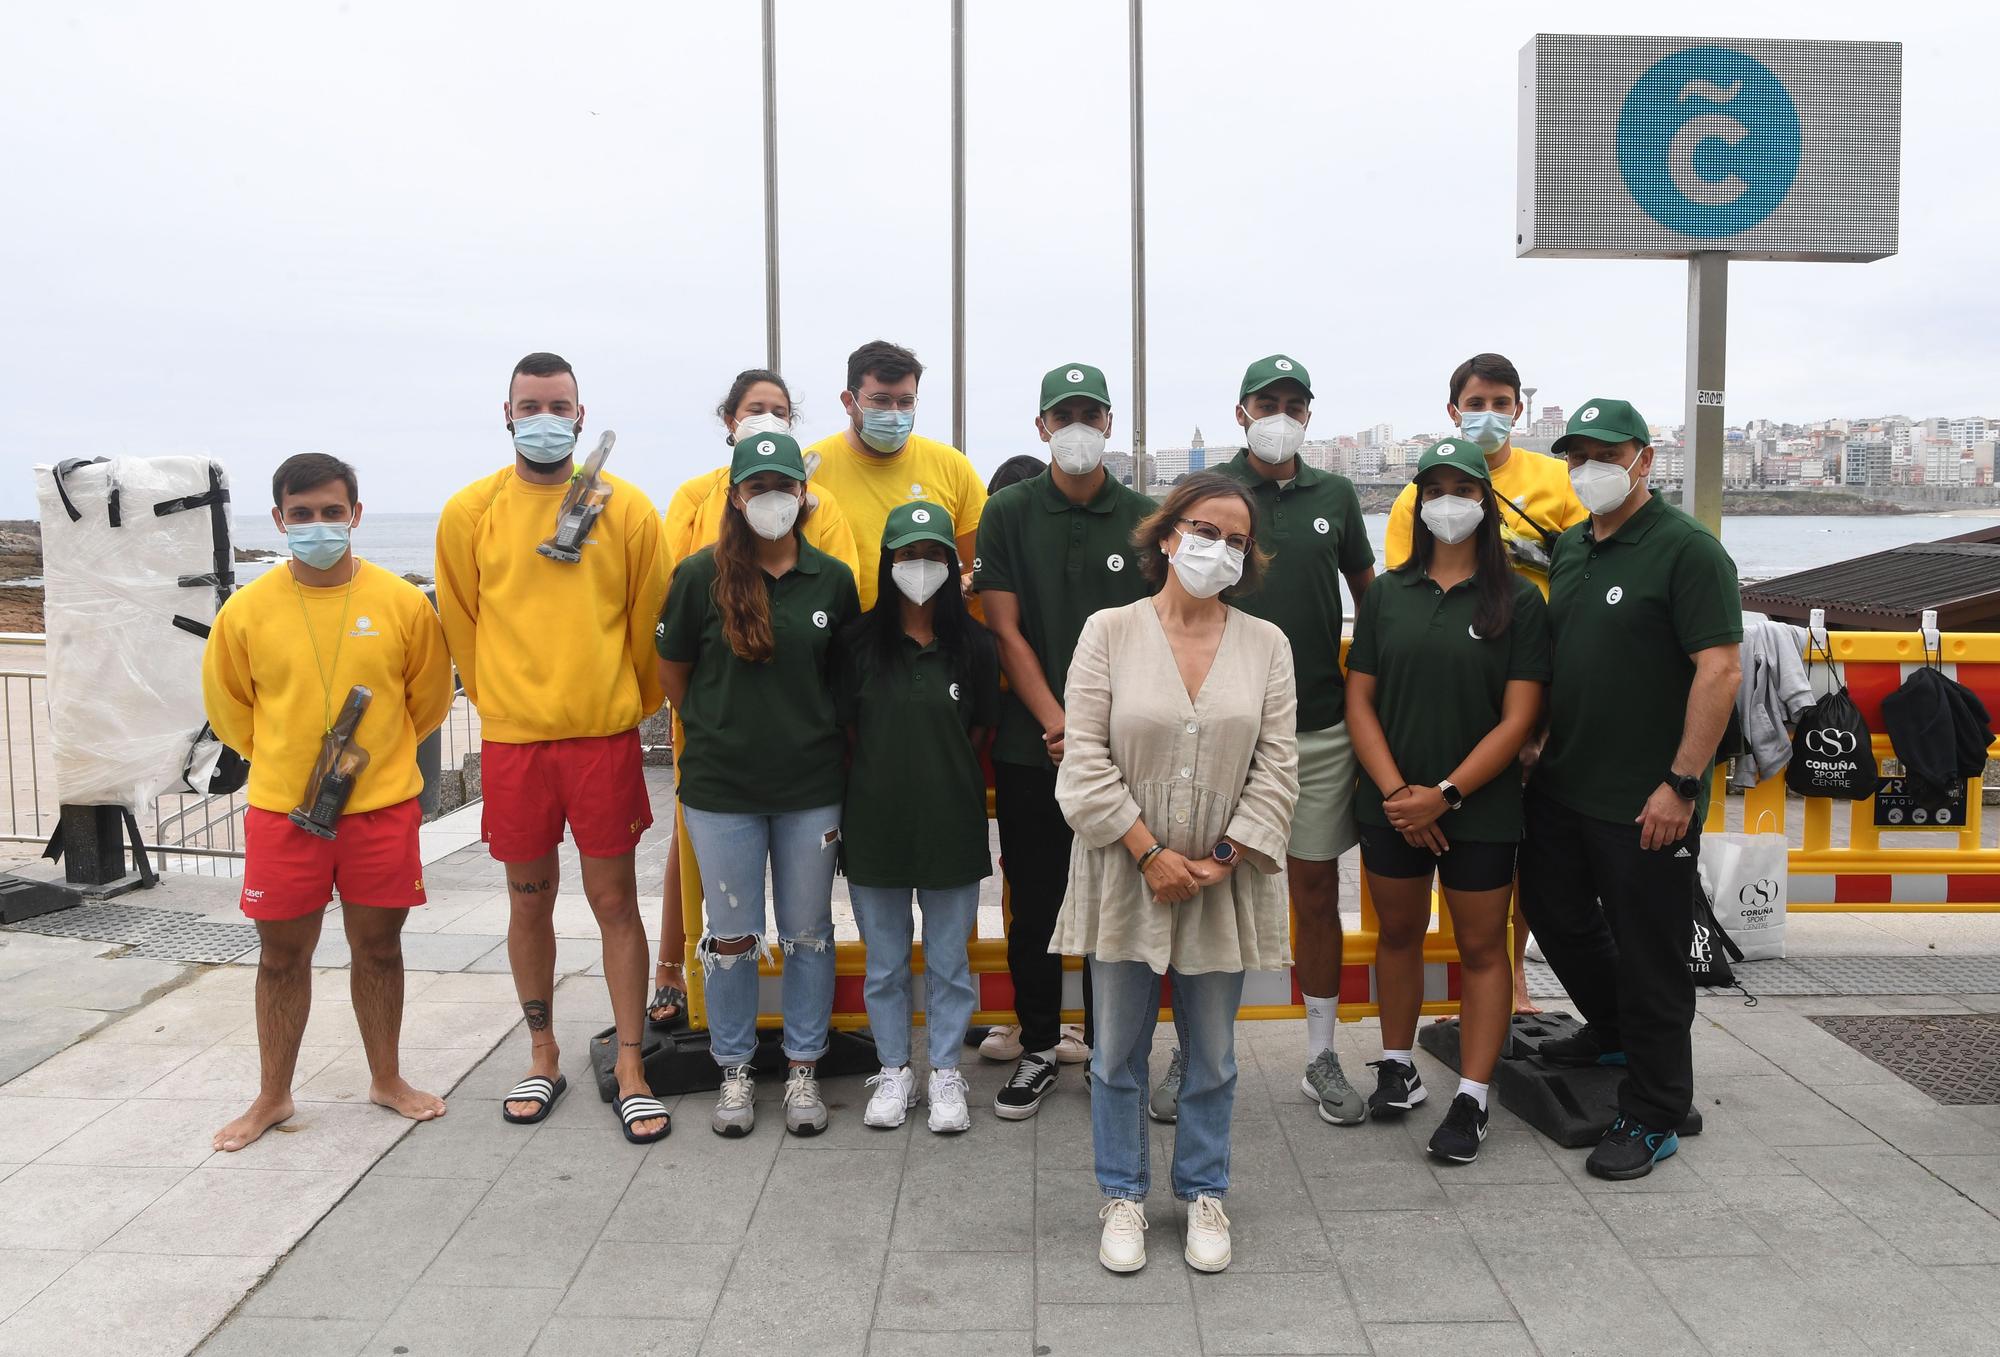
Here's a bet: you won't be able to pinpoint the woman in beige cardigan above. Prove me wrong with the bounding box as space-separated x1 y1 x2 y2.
1053 472 1300 1277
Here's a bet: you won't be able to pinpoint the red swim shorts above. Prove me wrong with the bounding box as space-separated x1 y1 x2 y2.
240 797 426 921
479 729 653 863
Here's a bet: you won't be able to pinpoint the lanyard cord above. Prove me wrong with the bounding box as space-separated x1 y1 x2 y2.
291 559 358 734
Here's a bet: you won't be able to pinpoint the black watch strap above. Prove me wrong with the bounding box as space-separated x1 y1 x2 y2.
1667 771 1701 800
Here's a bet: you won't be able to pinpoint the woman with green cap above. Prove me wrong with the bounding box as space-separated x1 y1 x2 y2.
1344 437 1551 1165
656 431 860 1139
837 500 1000 1135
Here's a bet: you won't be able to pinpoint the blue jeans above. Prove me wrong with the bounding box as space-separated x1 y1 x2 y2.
849 883 981 1070
682 802 840 1068
1089 957 1245 1202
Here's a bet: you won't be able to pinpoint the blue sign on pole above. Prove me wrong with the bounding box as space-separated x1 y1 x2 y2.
1615 46 1802 238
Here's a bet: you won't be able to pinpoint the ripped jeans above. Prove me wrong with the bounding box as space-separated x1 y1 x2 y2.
681 802 841 1068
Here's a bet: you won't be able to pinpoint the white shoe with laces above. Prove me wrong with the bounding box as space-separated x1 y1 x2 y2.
863 1065 918 1129
711 1064 756 1138
1098 1198 1149 1273
1054 1023 1091 1064
1183 1194 1231 1272
978 1024 1024 1062
928 1068 972 1134
783 1065 828 1137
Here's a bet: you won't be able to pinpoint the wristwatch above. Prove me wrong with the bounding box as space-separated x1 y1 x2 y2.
1211 840 1237 867
1437 781 1464 812
1666 770 1702 801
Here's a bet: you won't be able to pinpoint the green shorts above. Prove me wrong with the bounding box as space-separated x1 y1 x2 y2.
1288 722 1358 862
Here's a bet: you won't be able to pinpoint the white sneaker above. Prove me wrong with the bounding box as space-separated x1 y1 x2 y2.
1098 1198 1149 1273
1054 1023 1091 1064
928 1068 971 1134
863 1065 918 1129
978 1024 1024 1062
1183 1194 1231 1272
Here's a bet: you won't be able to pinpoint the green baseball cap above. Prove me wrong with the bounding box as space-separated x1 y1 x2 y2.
1239 353 1313 401
1415 438 1492 482
729 430 808 484
882 500 956 551
1040 362 1112 412
1552 398 1650 455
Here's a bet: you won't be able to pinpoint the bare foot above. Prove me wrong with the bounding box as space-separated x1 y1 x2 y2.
213 1095 295 1152
617 1076 669 1138
371 1075 447 1122
506 1047 562 1120
1513 976 1542 1016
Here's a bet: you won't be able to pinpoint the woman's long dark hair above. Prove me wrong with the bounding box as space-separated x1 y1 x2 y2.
1402 473 1515 640
713 481 814 662
846 545 994 701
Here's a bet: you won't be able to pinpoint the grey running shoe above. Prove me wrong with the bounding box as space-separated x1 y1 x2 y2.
784 1065 828 1137
1302 1048 1367 1126
1149 1047 1186 1124
712 1064 756 1138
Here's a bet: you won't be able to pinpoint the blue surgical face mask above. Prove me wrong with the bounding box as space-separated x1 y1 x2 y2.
511 412 578 464
858 406 915 454
1457 409 1512 452
285 522 351 570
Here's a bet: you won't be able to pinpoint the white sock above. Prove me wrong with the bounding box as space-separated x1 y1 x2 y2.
1303 995 1337 1057
1380 1048 1413 1068
1459 1077 1489 1111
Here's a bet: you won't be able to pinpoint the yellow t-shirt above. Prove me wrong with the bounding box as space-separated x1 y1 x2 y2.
435 467 668 743
202 558 455 815
802 431 988 610
661 466 861 580
1385 445 1589 596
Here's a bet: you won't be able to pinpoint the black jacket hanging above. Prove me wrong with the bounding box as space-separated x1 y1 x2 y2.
1881 667 1994 797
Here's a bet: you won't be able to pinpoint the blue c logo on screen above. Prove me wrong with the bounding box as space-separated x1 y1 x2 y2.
1615 46 1800 238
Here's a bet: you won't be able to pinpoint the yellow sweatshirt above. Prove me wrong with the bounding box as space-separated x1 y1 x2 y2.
202 558 455 815
661 466 861 579
435 466 668 743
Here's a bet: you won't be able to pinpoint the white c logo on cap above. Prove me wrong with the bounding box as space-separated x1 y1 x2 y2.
1314 517 1330 535
756 439 776 456
1581 406 1601 422
1107 554 1125 572
1066 369 1084 383
1274 358 1294 372
812 610 829 628
1605 586 1624 605
911 508 931 524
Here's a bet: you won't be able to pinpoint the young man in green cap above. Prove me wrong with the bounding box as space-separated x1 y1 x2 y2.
1521 398 1742 1180
974 362 1155 1119
1215 354 1376 1126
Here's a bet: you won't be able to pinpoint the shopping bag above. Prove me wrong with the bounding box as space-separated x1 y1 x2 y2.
1689 880 1742 989
1696 827 1788 962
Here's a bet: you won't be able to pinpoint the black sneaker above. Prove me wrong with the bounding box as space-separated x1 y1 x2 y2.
1427 1093 1490 1164
1536 1024 1626 1068
1365 1059 1426 1119
1585 1114 1679 1180
994 1051 1059 1120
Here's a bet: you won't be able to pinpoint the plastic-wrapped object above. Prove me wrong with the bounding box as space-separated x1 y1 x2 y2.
289 686 373 839
34 455 235 813
538 431 616 563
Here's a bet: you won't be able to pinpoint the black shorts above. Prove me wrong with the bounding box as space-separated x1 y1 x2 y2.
1356 821 1518 893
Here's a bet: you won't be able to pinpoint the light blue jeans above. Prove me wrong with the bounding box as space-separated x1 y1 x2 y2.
1089 957 1246 1202
849 883 981 1070
682 802 840 1068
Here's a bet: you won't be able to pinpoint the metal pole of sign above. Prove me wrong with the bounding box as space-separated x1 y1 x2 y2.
760 0 781 373
950 0 967 453
1685 252 1728 535
1128 0 1148 490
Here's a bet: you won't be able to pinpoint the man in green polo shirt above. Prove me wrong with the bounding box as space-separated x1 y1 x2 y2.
1216 354 1376 1127
1521 397 1742 1181
974 362 1155 1120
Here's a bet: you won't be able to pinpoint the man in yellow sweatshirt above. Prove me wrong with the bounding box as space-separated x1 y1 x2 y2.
202 453 455 1153
435 352 672 1143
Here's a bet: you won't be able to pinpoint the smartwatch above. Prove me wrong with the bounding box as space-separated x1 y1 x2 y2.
1437 780 1464 812
1211 840 1237 867
1666 770 1702 801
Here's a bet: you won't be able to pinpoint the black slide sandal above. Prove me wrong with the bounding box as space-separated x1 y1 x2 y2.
616 1093 673 1144
501 1074 567 1125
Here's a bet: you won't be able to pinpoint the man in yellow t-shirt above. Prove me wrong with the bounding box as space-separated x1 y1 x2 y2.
202 453 455 1154
803 339 987 610
1384 353 1588 599
435 351 671 1144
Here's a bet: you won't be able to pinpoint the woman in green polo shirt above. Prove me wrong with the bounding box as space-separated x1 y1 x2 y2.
1344 438 1551 1165
836 501 1000 1136
657 431 860 1140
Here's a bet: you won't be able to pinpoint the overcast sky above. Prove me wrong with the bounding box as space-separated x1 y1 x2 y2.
5 0 1987 518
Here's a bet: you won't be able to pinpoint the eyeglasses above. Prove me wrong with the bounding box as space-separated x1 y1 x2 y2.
1179 518 1253 553
856 392 919 413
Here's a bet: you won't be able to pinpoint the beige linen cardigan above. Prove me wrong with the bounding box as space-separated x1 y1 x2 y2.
1051 598 1300 975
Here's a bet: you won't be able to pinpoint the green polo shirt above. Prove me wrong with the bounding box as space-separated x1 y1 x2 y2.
656 543 859 814
1216 451 1374 731
1346 570 1552 842
836 628 1000 888
1537 495 1743 825
972 470 1155 769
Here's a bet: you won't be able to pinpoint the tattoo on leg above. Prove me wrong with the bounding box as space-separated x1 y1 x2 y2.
522 1000 551 1031
619 1039 641 1048
511 878 553 895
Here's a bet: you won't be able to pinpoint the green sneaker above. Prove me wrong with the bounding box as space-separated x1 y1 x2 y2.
1149 1047 1185 1124
1302 1048 1367 1126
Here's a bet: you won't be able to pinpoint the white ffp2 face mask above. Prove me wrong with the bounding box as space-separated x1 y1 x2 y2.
1168 530 1244 599
1419 494 1485 545
1570 451 1644 516
891 558 951 605
1046 422 1108 475
1243 411 1306 465
731 411 791 445
742 489 801 540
